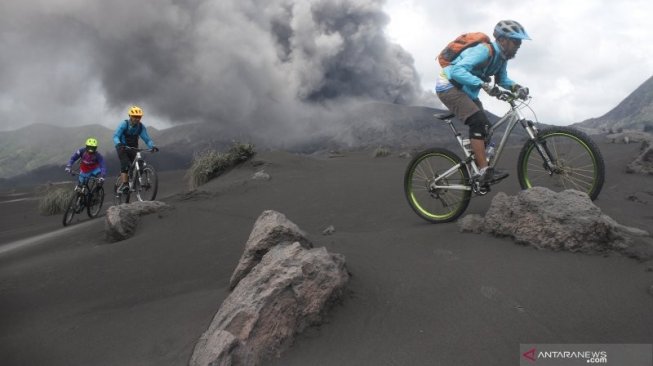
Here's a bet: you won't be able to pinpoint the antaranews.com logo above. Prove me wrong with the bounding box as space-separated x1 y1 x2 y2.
522 347 607 363
520 344 652 366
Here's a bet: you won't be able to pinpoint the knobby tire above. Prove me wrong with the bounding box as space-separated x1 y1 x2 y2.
87 186 105 218
517 126 605 200
62 192 80 226
404 148 472 223
135 165 158 201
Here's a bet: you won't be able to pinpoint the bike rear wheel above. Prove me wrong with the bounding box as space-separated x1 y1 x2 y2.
135 165 158 201
87 186 105 218
62 192 81 226
517 127 605 200
404 148 472 223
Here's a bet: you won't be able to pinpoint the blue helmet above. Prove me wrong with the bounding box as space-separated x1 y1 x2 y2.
493 20 531 40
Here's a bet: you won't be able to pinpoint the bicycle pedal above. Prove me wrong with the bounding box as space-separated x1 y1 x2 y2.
489 172 510 184
472 181 490 195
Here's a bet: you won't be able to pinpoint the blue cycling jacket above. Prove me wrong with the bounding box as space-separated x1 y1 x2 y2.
113 120 155 149
436 41 518 100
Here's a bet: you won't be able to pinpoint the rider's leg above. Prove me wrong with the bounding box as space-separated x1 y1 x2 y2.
465 111 490 171
466 111 508 183
437 87 486 168
77 172 88 189
116 147 132 191
470 138 487 170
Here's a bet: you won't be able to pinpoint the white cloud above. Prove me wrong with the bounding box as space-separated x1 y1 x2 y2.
384 0 653 125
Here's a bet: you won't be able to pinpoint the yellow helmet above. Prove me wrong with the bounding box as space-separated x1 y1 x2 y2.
128 105 143 117
85 137 98 152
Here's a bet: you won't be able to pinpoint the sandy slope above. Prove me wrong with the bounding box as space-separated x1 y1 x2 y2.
0 142 652 366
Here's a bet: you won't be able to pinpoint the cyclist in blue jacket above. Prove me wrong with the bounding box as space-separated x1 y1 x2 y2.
113 105 159 193
436 20 531 185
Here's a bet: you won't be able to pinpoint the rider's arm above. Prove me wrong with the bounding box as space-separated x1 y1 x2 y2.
96 153 107 177
67 148 82 167
113 122 126 146
495 62 516 90
139 125 155 149
446 44 491 88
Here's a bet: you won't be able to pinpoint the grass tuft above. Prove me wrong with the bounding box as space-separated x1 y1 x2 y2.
373 147 391 158
187 142 256 189
38 187 74 215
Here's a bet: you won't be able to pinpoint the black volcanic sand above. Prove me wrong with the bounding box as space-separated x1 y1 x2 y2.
1 142 652 366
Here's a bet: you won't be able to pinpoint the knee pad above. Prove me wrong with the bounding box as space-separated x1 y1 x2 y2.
465 111 490 140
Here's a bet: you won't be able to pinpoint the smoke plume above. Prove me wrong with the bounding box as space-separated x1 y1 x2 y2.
0 0 422 146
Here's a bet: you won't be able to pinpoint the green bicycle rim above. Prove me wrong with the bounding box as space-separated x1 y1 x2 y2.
408 153 463 220
522 132 598 193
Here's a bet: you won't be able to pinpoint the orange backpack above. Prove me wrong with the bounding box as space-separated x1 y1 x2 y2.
437 32 494 68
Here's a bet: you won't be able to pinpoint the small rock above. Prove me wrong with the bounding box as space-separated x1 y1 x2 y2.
252 170 271 181
322 225 336 235
458 214 484 234
399 152 412 159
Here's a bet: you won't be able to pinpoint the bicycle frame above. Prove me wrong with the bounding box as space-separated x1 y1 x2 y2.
432 94 545 192
72 174 100 199
126 149 151 188
130 151 144 184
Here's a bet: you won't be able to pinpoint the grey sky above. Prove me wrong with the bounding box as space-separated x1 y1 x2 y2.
384 0 653 124
1 0 651 136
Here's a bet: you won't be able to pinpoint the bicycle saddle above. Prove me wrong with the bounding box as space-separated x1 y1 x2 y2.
434 112 455 120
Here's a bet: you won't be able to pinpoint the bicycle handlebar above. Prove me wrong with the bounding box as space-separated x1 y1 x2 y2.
121 146 158 153
490 89 531 103
67 171 104 182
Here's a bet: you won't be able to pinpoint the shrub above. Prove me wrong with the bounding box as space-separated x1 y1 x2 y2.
38 187 74 215
187 142 256 189
228 142 256 164
373 147 391 158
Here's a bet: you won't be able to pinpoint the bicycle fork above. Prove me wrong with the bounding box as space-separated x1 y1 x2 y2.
523 121 557 175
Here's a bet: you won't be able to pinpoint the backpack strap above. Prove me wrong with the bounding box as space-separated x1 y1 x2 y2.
482 43 494 67
122 120 142 136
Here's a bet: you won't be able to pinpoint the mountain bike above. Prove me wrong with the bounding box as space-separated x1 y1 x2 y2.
62 173 105 226
113 147 158 204
404 90 605 223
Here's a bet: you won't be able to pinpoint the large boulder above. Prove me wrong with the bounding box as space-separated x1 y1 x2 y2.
105 201 171 242
460 187 650 254
190 211 349 366
229 210 312 290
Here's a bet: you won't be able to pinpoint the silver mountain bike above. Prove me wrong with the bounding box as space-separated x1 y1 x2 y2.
113 147 159 204
404 89 605 223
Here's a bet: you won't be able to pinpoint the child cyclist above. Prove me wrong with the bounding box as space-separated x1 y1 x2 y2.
65 137 107 187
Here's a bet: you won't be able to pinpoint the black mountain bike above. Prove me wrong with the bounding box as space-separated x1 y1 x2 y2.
113 147 158 204
404 89 605 224
62 173 105 226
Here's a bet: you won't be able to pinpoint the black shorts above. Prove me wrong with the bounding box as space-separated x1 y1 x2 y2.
116 146 137 173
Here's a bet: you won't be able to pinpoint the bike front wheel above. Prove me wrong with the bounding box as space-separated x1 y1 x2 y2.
113 176 130 204
404 148 472 223
135 165 158 201
62 193 81 226
517 127 605 200
87 186 105 218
